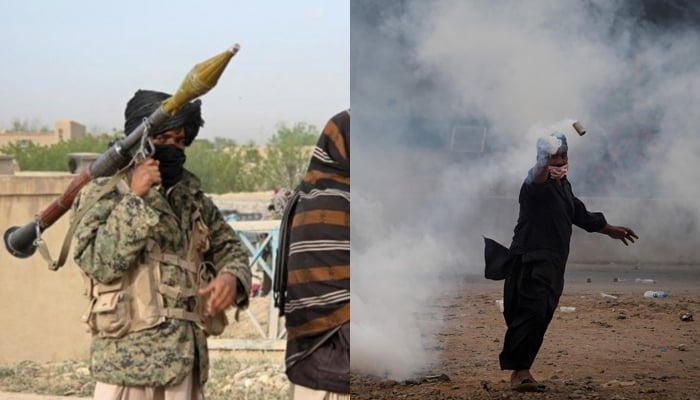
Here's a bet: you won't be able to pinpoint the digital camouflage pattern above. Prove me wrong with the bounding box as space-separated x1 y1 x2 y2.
72 169 251 387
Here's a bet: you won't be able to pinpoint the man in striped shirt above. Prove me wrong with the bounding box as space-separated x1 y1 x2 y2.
278 109 350 399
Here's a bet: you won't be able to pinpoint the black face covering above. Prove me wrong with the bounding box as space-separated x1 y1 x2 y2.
152 144 186 188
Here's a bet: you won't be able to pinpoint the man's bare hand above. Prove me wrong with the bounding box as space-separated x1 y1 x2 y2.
198 272 238 316
130 159 161 197
600 224 638 246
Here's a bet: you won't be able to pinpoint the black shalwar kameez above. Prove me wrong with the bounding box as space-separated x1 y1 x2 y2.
499 173 607 370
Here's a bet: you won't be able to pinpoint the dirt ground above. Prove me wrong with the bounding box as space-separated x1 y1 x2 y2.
351 263 700 400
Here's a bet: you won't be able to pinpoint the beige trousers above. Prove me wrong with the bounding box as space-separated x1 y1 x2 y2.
289 384 350 400
93 371 203 400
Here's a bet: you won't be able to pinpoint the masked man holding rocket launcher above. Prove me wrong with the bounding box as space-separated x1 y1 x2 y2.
69 46 251 400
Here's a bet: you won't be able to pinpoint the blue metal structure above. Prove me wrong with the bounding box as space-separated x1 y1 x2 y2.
209 219 286 351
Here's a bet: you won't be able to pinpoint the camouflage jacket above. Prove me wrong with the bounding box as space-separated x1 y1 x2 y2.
72 170 251 387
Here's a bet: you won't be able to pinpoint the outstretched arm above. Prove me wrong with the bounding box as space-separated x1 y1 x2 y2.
599 224 639 246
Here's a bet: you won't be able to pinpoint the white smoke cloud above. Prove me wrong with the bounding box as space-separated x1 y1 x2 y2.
351 0 700 381
350 190 450 378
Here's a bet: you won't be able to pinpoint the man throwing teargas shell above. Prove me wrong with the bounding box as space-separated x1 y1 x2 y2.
71 89 251 400
492 131 638 393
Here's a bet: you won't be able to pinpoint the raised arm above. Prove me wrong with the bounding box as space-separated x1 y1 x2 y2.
531 137 551 184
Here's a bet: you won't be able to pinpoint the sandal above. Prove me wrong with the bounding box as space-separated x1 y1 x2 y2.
511 377 547 392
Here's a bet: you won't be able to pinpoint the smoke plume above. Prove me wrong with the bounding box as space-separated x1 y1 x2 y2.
351 0 700 380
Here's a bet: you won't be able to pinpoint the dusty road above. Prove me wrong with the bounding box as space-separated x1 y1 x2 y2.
351 263 700 399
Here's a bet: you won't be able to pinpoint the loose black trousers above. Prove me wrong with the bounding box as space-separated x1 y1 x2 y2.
499 254 565 370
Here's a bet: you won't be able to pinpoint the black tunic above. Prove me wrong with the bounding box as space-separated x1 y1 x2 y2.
510 174 607 261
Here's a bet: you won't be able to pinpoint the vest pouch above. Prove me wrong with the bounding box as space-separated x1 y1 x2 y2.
91 291 131 338
129 258 167 330
200 305 228 336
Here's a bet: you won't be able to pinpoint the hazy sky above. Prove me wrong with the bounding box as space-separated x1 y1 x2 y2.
0 0 349 144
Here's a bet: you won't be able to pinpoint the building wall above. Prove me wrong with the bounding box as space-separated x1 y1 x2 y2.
0 120 86 148
0 155 17 174
0 132 59 147
0 173 91 363
55 120 86 141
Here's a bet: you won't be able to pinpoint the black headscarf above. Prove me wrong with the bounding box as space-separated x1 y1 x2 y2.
123 89 204 146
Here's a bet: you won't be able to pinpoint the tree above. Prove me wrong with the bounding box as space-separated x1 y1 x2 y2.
0 121 319 194
11 119 28 132
9 118 46 132
259 122 318 189
185 140 266 193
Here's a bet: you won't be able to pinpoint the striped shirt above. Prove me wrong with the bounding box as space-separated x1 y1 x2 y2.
285 109 350 340
283 110 350 392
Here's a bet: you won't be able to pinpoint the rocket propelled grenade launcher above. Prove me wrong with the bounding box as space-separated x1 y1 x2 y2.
4 44 241 260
